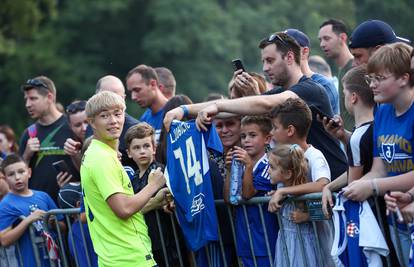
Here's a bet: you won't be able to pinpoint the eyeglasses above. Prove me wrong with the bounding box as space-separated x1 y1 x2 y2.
66 101 86 114
364 74 393 85
267 33 289 47
22 79 48 90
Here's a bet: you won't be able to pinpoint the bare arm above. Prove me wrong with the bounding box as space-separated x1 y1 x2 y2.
0 210 45 247
344 158 414 201
241 165 257 200
278 178 329 196
223 151 232 203
140 188 169 214
106 168 166 219
216 90 298 115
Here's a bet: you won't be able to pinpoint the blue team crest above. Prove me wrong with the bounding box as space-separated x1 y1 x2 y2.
381 143 395 163
190 193 205 216
346 221 359 237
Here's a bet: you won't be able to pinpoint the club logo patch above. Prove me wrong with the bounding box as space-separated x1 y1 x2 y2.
382 143 395 163
347 221 360 237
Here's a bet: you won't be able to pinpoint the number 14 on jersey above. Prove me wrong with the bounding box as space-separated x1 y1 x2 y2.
173 136 203 194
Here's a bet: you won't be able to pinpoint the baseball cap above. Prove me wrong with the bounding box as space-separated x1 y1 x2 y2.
58 183 82 209
285 29 311 48
349 20 410 49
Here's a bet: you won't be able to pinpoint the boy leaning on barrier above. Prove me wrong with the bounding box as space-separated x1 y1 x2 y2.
321 65 375 215
124 122 176 267
81 91 166 267
223 115 278 267
0 154 65 267
266 98 334 266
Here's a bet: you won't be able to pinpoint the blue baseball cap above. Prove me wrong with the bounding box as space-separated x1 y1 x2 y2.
285 29 311 48
349 20 410 49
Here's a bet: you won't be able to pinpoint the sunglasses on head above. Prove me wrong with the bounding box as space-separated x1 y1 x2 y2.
266 33 289 47
66 101 87 114
22 79 48 90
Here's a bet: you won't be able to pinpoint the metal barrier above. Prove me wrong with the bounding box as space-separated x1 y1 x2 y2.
5 193 408 267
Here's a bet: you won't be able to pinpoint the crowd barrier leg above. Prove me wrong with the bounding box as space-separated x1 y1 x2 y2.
276 212 290 266
155 210 169 267
214 214 228 267
257 204 273 267
373 197 393 267
65 215 79 267
77 216 93 267
28 225 42 267
311 222 324 267
242 205 258 267
170 213 185 267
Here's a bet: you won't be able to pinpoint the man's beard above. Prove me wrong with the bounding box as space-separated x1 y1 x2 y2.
272 66 290 88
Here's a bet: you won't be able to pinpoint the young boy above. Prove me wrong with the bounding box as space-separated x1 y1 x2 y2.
322 65 375 213
224 116 278 267
267 98 334 266
81 91 165 267
344 43 414 266
0 154 64 267
268 98 331 210
124 122 173 267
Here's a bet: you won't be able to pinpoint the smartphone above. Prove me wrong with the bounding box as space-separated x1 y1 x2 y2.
232 59 246 72
309 105 339 128
52 160 71 174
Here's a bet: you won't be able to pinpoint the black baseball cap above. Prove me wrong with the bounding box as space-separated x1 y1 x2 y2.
349 20 410 49
285 29 311 48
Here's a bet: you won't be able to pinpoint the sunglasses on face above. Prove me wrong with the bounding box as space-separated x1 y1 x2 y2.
66 101 87 114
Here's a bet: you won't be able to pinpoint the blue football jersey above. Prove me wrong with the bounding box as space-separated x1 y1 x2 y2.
165 120 222 251
331 193 389 267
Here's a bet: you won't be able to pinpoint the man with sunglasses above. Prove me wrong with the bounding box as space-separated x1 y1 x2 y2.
165 32 347 180
18 76 79 202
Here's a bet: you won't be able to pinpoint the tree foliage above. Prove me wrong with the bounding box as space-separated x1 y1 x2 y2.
0 0 412 136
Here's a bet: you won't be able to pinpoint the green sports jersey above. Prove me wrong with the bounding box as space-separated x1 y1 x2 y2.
81 139 156 267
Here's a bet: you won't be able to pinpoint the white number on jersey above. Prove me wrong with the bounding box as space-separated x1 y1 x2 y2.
173 136 203 194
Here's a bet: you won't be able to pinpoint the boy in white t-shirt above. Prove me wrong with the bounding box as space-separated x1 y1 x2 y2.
268 97 331 212
267 97 334 266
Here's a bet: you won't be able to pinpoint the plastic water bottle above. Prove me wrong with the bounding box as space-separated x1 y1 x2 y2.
229 157 244 205
29 206 44 232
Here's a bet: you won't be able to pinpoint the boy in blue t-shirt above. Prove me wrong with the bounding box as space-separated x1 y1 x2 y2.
224 116 278 267
344 43 414 266
0 154 64 267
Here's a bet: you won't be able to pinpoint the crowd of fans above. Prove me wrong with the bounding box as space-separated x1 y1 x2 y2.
0 17 414 267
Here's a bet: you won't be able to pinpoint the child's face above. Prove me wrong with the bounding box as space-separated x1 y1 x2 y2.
3 162 31 194
240 123 270 159
268 155 288 185
368 71 400 104
127 136 155 169
270 117 290 144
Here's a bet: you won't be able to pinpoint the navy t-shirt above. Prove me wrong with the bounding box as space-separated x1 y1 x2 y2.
265 76 347 179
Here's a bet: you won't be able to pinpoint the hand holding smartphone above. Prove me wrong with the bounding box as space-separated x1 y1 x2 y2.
52 160 71 174
232 59 246 72
309 105 339 128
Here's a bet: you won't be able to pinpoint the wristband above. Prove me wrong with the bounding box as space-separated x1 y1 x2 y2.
408 191 414 203
180 105 189 118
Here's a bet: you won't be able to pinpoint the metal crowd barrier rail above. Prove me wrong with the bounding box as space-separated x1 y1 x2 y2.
3 193 408 267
